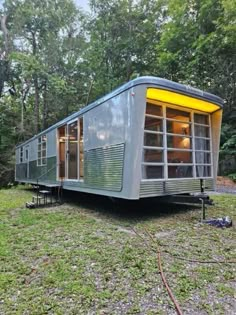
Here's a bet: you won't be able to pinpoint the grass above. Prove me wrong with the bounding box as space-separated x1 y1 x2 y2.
0 186 235 314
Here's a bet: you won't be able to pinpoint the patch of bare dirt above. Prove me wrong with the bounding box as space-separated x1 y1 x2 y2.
216 176 236 194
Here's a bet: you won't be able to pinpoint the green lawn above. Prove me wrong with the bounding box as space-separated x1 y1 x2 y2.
0 186 235 314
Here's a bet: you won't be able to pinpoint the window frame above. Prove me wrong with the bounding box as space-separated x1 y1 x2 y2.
142 99 213 181
20 147 23 163
37 134 47 166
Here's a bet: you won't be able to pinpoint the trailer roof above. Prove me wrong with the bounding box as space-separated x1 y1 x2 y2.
16 76 224 148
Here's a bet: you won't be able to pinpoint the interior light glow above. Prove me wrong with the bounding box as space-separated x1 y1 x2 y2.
147 88 220 113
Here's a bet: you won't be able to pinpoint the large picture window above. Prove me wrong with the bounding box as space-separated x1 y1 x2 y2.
142 102 212 180
37 135 47 166
142 104 164 179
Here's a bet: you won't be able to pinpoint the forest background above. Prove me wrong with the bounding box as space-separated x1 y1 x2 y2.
0 0 235 187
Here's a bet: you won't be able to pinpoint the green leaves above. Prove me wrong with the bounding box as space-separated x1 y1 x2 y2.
0 0 235 183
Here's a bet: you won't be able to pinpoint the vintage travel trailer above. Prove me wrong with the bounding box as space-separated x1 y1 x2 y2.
15 76 223 200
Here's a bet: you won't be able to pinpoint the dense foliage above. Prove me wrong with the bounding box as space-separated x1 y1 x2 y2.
0 0 235 186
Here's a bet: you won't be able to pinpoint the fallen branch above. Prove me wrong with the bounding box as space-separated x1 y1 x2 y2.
157 250 183 315
133 227 183 315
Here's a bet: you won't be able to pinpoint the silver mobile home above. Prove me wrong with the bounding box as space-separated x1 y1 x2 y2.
15 76 223 199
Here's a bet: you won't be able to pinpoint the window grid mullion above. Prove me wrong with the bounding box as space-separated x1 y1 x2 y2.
145 114 163 119
195 136 210 140
142 162 164 166
167 148 192 152
144 130 163 135
143 146 164 150
194 122 209 127
166 117 192 124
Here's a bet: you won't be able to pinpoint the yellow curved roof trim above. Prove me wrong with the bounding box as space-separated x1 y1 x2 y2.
147 88 220 113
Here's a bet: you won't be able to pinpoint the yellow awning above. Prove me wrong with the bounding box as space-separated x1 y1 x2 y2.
147 88 220 113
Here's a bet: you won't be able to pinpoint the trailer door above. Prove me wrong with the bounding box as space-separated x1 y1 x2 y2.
67 120 78 180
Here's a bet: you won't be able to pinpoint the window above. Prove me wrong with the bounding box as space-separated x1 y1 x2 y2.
194 113 211 177
20 147 23 163
58 126 66 178
166 107 192 178
37 135 47 166
68 121 78 179
25 147 28 160
142 104 164 179
142 101 212 180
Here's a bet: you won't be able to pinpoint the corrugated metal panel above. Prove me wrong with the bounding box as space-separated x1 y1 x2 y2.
139 181 163 197
15 163 27 180
140 179 214 198
165 180 201 194
204 178 214 191
84 143 125 191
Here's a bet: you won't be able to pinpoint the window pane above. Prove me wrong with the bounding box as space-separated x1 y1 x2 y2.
195 139 210 151
68 121 78 179
167 135 191 149
167 121 191 135
145 117 163 132
168 166 193 178
143 149 163 162
195 152 211 164
42 158 46 165
144 132 163 147
168 151 192 163
42 150 46 157
42 142 46 149
146 103 162 116
166 108 190 122
194 125 209 138
196 165 211 177
38 137 41 143
194 114 209 125
142 165 164 179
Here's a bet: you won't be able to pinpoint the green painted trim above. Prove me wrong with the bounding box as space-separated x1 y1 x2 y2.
15 156 57 182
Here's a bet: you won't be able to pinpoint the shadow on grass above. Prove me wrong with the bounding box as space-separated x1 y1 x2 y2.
60 189 200 223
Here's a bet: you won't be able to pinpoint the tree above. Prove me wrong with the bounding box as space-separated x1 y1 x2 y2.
86 0 164 99
0 12 10 97
0 0 88 185
4 0 87 133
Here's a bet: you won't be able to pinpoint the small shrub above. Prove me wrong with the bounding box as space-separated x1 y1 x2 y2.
228 173 236 182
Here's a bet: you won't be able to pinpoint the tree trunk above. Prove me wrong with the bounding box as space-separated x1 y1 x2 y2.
34 76 40 133
0 15 9 97
0 15 9 56
32 32 40 133
42 82 48 129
